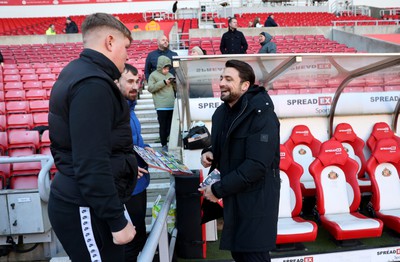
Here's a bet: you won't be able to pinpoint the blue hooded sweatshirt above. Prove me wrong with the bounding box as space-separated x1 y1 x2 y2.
128 100 151 195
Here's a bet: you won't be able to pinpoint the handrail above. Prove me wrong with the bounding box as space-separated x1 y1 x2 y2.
0 155 53 202
138 182 176 262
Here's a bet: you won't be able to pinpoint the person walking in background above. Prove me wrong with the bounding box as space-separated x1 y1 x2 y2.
48 13 137 262
64 17 79 33
264 14 278 27
117 63 155 262
144 35 178 81
147 56 176 152
258 32 277 53
46 24 56 35
220 17 248 54
199 60 280 262
145 18 160 31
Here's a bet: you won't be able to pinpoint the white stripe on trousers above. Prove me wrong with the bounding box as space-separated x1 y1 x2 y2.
79 207 102 262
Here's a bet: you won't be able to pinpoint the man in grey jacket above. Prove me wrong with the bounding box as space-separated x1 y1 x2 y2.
258 32 277 54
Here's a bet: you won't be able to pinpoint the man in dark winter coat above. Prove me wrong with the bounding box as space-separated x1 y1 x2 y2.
64 17 79 33
220 18 248 54
144 35 178 81
258 32 277 53
264 14 278 27
48 13 137 262
200 60 281 262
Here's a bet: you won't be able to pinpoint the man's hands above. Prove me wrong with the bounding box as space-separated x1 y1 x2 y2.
200 151 213 168
198 185 219 203
112 221 136 245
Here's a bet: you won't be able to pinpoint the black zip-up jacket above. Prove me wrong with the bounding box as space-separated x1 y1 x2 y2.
219 28 248 54
49 49 138 232
204 86 280 252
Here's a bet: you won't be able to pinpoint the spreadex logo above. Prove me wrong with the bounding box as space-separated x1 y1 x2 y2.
377 127 390 132
280 152 286 157
380 146 397 151
376 248 400 255
286 97 332 106
296 130 309 136
338 128 352 134
325 148 342 154
283 257 313 262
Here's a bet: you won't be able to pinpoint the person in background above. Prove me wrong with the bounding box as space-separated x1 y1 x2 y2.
199 60 280 262
48 13 137 261
253 17 263 28
220 17 248 54
46 24 56 35
258 32 277 54
190 46 207 56
0 50 4 67
64 17 79 33
117 63 155 262
264 14 278 27
145 18 160 31
172 1 178 19
248 21 254 27
147 56 176 152
144 35 178 81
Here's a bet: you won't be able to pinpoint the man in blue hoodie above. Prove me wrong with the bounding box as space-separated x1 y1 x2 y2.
258 32 277 54
117 63 155 261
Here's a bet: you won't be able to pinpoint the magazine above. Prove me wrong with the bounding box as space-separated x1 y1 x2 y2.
133 145 193 176
200 169 223 207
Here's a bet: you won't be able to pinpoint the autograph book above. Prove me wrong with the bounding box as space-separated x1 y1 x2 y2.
133 145 193 176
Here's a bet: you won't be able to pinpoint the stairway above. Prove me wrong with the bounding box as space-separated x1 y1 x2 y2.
135 89 173 230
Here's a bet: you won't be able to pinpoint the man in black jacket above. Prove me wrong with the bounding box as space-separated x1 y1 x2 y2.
219 18 248 54
64 16 79 33
200 60 280 262
264 14 278 27
48 13 137 262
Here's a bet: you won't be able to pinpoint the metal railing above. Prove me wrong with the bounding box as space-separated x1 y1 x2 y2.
138 182 177 262
0 155 53 202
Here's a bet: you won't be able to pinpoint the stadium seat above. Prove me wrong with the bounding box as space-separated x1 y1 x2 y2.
25 89 47 100
33 112 49 127
23 81 43 89
29 100 49 113
366 122 400 152
4 82 23 91
284 125 322 196
38 74 56 81
0 102 5 114
19 68 35 75
0 132 8 155
366 138 400 234
277 145 318 245
9 175 38 189
6 113 34 130
7 129 39 152
6 101 30 114
0 116 6 131
331 123 371 192
21 74 39 82
42 80 56 89
5 90 26 101
309 140 383 241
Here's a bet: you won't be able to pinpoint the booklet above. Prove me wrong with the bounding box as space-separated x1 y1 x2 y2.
133 145 193 176
199 168 223 207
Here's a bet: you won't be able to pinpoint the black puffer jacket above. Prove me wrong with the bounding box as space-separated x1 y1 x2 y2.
219 28 248 54
207 86 280 252
49 49 138 232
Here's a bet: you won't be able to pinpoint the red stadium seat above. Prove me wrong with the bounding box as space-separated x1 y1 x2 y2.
7 129 39 152
331 123 371 192
277 145 318 245
24 81 43 89
366 138 400 234
309 140 383 241
6 101 30 114
0 116 6 131
284 125 322 196
366 122 400 152
25 89 47 100
33 112 49 127
0 132 8 155
6 113 34 130
4 82 23 91
29 100 49 113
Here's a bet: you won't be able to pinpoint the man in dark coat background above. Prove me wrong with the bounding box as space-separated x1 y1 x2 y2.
264 14 278 27
219 18 248 54
200 60 281 262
